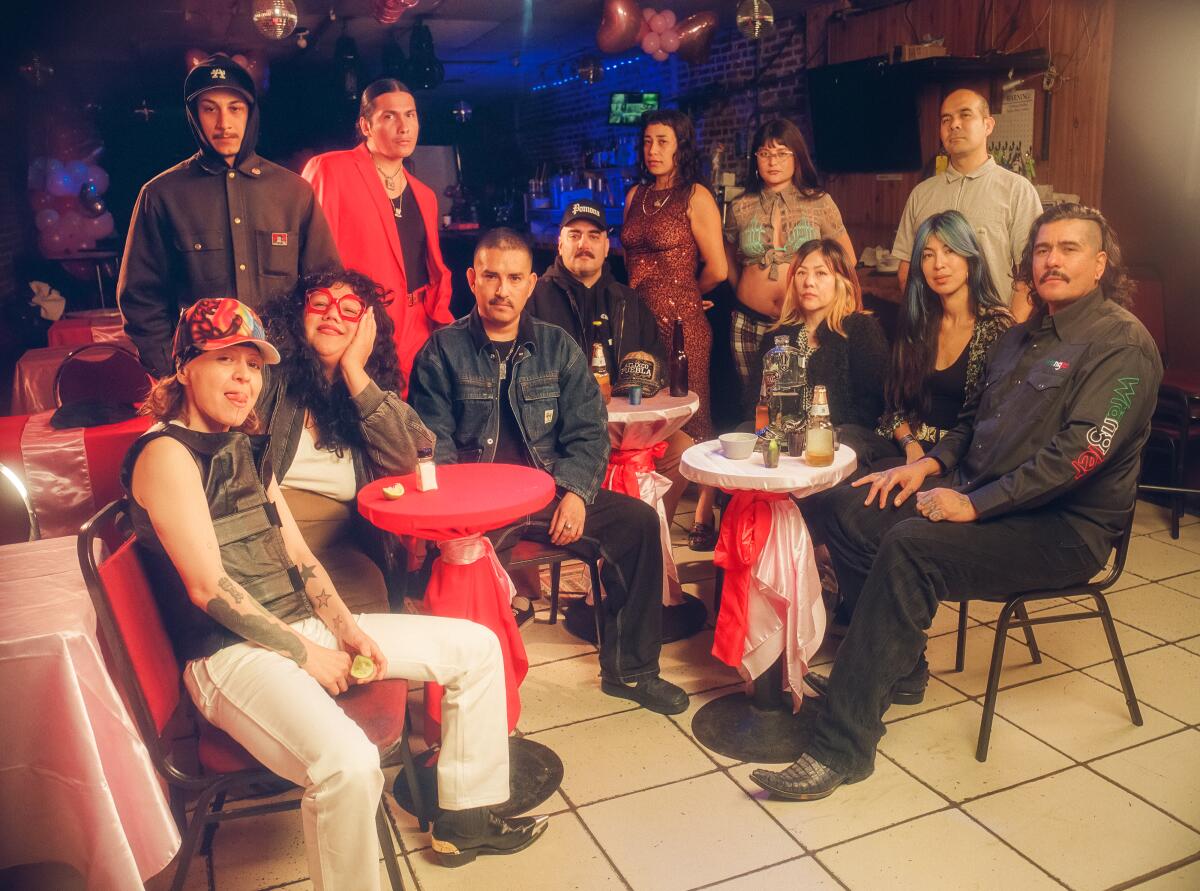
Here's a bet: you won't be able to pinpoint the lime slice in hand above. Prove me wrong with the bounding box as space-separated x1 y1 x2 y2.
382 483 405 499
350 654 376 679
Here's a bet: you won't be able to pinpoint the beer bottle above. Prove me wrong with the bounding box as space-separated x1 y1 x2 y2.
805 385 835 467
669 317 689 397
590 323 611 403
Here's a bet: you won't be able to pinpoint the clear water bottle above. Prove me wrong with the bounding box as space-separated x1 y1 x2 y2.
757 334 807 447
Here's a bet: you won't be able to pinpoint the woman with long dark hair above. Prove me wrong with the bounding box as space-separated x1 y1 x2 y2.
259 268 435 614
622 109 728 548
726 119 856 411
878 210 1013 464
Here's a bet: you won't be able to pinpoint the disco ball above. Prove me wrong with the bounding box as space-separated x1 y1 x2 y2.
252 0 299 40
736 0 776 41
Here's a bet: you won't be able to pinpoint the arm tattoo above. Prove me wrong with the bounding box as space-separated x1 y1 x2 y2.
312 589 332 610
206 597 308 665
217 576 244 604
298 563 317 586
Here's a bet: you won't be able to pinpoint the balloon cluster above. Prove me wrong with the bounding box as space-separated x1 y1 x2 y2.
27 128 114 258
596 1 718 64
372 0 419 26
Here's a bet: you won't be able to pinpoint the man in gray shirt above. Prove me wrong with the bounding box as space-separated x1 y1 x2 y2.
892 88 1042 321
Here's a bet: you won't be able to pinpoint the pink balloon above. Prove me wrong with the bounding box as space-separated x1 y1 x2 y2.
643 7 656 21
85 165 109 196
660 28 680 52
72 237 96 253
641 32 661 54
60 212 86 238
596 0 644 54
86 212 115 239
38 229 67 256
650 12 669 33
30 191 53 211
660 10 676 29
35 208 59 231
653 49 669 61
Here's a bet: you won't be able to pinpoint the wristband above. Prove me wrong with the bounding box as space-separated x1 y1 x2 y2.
899 434 918 449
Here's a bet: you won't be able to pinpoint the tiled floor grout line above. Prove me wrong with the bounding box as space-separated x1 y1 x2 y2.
684 853 826 891
1104 849 1200 891
1079 744 1200 835
552 771 637 890
954 803 1075 889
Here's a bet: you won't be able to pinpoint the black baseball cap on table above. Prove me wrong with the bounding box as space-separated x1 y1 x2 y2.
560 199 608 229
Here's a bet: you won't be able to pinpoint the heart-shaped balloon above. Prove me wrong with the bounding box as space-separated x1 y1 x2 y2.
676 11 718 64
596 0 643 54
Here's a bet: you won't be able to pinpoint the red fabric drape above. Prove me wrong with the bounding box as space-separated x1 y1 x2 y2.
601 440 668 497
420 535 527 747
711 490 791 668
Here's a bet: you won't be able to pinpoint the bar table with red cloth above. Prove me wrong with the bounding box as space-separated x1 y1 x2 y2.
359 464 556 744
604 390 698 606
47 310 129 348
681 440 857 705
0 411 152 539
0 535 180 889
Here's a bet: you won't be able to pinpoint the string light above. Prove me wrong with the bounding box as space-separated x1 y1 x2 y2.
530 56 641 92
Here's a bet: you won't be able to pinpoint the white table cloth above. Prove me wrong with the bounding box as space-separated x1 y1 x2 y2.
0 536 180 890
681 441 856 706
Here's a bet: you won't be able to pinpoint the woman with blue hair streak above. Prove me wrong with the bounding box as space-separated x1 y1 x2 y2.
875 210 1013 468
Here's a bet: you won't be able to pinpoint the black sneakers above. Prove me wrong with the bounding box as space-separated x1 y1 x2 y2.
431 808 550 867
601 675 689 715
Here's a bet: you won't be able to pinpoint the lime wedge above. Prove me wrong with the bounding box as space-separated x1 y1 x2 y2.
382 483 405 500
350 655 376 679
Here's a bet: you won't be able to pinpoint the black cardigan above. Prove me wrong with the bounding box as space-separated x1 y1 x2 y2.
755 313 889 429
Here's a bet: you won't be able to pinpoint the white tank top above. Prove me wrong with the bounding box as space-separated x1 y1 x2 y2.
282 423 357 502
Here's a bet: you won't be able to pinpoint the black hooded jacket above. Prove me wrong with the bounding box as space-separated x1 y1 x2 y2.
528 256 665 371
117 57 340 376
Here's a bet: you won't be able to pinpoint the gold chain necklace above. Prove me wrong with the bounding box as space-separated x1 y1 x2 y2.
374 158 406 191
640 185 674 217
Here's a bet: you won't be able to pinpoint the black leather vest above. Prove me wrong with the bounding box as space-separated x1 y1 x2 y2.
121 424 313 661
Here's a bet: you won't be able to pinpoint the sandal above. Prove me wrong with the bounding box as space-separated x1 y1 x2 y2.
688 522 718 552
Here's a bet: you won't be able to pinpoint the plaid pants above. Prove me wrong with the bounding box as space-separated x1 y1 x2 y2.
730 308 776 393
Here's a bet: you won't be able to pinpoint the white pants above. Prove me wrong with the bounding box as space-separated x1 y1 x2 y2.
184 613 510 891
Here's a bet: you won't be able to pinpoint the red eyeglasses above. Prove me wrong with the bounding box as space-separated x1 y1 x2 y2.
305 289 367 322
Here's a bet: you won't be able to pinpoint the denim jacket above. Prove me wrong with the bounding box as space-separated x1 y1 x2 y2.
408 308 610 504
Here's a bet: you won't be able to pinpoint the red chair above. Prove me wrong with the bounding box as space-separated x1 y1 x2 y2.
1129 275 1200 537
78 500 425 891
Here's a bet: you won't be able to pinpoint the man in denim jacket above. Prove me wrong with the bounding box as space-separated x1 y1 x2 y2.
409 228 688 715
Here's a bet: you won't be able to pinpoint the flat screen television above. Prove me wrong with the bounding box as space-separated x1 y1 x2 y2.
609 92 660 125
806 57 923 173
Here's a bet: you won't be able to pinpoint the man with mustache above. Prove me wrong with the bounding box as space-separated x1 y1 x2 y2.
302 79 453 396
528 200 691 527
749 204 1161 802
409 228 689 715
118 54 340 377
891 88 1043 321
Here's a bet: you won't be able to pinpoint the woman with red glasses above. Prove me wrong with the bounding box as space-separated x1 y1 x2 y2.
260 269 433 614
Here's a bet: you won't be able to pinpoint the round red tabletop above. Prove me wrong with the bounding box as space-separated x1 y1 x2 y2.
358 463 557 540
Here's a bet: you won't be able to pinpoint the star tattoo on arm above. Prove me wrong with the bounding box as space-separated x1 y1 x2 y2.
312 588 332 610
298 562 318 586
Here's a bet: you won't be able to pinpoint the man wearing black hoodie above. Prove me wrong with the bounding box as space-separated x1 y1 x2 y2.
528 200 690 522
118 54 340 377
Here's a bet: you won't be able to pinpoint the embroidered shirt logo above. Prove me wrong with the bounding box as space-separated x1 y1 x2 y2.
271 233 288 246
210 68 227 80
1071 377 1139 479
544 409 554 424
1051 360 1071 371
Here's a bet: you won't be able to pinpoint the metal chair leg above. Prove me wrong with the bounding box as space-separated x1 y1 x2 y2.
399 718 429 832
589 560 605 645
199 790 227 855
976 600 1018 762
955 603 969 672
170 781 225 891
1013 602 1042 663
377 802 407 890
549 561 562 625
1091 593 1144 726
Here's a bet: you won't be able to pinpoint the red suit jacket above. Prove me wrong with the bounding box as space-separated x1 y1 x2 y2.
302 143 453 393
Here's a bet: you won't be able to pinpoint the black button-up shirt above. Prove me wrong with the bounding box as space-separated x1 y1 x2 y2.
929 288 1163 562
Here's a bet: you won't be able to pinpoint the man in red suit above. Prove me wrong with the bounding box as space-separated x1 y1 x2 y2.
302 79 453 394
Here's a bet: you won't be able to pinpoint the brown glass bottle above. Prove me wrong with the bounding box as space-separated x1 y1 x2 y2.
669 317 689 397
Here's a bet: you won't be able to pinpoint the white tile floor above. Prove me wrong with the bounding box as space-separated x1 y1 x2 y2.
150 499 1200 891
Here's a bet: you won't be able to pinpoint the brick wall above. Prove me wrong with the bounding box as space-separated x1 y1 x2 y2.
516 17 810 183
